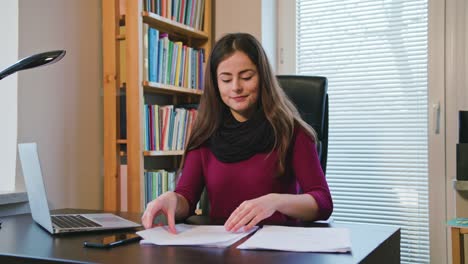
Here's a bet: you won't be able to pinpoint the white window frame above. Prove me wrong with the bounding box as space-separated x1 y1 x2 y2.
0 0 19 193
277 0 448 262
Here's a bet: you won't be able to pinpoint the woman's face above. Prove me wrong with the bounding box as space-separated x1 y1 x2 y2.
216 51 260 122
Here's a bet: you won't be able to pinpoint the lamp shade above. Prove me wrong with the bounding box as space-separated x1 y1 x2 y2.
0 50 66 80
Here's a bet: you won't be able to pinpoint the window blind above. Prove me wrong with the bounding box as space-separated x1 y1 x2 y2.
296 1 429 263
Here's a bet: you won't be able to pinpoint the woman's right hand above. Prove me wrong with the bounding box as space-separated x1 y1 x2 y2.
141 191 178 234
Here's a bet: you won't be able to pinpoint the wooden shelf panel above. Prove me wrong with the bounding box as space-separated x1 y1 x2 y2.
117 139 127 144
144 150 184 156
142 11 209 40
143 81 203 96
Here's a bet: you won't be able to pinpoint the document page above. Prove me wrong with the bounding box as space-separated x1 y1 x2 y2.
237 225 352 253
137 224 257 248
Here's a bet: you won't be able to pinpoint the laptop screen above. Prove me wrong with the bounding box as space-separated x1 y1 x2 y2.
18 142 54 233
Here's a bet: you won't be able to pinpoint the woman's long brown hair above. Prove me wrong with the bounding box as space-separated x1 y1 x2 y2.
180 33 316 178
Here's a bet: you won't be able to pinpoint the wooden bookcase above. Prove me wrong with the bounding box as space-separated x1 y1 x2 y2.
102 0 212 213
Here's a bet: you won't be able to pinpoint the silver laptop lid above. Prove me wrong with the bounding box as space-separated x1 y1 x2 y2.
18 142 54 233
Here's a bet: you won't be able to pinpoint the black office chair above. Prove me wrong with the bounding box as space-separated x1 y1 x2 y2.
276 75 329 174
190 75 329 220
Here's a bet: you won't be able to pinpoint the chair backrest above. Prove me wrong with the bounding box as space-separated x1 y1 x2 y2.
276 75 329 174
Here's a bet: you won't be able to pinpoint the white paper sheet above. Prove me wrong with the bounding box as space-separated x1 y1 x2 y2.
137 224 258 248
237 225 352 253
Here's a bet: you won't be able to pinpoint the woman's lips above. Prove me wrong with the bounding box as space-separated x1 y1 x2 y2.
232 95 248 102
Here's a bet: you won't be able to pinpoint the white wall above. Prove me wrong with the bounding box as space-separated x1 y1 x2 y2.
15 0 103 210
214 0 278 71
215 0 262 41
0 0 19 192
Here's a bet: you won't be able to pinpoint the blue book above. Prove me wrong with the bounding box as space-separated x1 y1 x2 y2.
185 0 192 25
148 27 154 81
181 108 189 148
146 172 152 203
151 28 160 82
198 48 204 89
191 49 196 89
167 109 176 150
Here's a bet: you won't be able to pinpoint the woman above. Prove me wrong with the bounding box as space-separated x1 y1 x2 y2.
142 33 333 234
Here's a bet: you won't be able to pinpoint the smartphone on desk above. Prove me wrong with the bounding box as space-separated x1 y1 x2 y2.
83 233 141 249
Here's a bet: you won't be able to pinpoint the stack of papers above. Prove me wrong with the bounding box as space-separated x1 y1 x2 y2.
237 225 352 253
137 224 258 248
137 224 352 253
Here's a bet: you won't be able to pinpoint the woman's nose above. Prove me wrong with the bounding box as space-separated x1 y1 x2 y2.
232 78 242 92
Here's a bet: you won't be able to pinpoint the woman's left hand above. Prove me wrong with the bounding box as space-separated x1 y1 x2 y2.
224 193 279 232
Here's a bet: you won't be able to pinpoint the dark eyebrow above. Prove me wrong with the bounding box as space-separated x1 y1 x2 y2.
239 69 256 75
218 72 232 77
218 69 256 77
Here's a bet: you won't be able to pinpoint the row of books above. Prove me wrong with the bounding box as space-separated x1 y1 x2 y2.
143 169 202 212
144 25 205 90
144 104 198 151
144 169 177 205
144 0 206 30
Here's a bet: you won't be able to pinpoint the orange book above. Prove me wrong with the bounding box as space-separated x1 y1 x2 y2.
161 0 167 17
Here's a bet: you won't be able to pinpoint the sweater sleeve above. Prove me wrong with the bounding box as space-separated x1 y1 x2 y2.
292 128 333 220
174 148 205 215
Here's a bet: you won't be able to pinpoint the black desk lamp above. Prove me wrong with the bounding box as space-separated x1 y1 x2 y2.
0 50 66 80
0 50 65 229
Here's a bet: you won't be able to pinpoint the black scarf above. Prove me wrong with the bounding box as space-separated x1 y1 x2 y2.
209 108 275 163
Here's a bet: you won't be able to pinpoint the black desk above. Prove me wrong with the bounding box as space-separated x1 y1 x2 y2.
0 209 400 264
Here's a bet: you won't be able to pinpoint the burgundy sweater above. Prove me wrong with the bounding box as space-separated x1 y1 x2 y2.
175 127 333 224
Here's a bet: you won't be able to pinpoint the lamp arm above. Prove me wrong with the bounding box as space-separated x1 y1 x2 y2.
0 50 66 81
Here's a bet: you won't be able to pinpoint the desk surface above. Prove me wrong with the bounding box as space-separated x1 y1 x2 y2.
0 209 400 264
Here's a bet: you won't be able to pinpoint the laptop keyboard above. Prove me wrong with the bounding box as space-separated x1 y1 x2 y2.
52 215 102 229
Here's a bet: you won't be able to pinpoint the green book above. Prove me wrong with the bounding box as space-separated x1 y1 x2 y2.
166 41 174 85
152 172 157 200
447 218 468 227
162 170 168 193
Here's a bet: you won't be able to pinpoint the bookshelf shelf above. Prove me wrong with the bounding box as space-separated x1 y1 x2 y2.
117 139 127 144
142 11 209 40
118 150 184 157
143 150 184 156
143 81 203 96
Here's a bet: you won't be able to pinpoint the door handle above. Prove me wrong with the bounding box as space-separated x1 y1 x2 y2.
433 101 440 134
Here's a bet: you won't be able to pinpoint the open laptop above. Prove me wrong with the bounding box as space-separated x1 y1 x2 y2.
18 142 141 234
